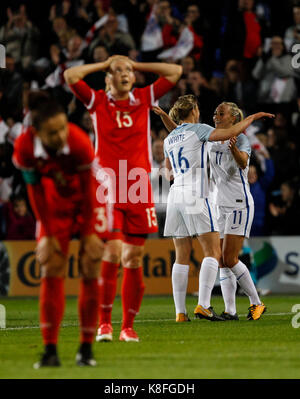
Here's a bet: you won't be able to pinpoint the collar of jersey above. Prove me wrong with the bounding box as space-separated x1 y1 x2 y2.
176 123 189 128
106 90 137 105
33 136 70 159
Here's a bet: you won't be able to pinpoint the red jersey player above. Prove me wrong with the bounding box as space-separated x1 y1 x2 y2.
13 98 104 367
64 55 182 342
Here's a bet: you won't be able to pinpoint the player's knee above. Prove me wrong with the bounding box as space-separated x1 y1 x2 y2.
175 247 191 265
40 252 67 278
121 250 143 269
79 235 105 278
79 246 102 278
79 252 100 279
103 241 122 264
104 253 120 264
204 247 221 263
222 252 239 268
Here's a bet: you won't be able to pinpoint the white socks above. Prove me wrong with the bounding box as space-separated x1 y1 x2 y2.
172 263 189 314
231 261 261 305
198 257 219 309
172 259 260 316
220 267 237 315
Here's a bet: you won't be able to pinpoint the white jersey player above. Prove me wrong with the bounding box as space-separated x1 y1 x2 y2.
209 130 254 239
156 95 274 323
209 102 267 321
163 121 216 238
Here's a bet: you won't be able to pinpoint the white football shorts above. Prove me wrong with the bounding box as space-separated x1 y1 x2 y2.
215 204 254 239
163 187 219 237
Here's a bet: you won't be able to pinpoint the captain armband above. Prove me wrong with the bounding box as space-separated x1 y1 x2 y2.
21 169 40 184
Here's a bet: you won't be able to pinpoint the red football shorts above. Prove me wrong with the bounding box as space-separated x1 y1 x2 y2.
95 173 158 245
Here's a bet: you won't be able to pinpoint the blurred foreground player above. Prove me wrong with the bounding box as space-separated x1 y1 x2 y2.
13 99 104 367
64 55 182 342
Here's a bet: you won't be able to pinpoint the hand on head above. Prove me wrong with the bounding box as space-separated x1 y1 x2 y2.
105 55 135 71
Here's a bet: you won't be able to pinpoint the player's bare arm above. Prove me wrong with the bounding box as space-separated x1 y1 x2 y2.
152 106 178 132
131 61 182 84
164 157 174 181
64 57 112 85
228 137 249 169
209 112 275 142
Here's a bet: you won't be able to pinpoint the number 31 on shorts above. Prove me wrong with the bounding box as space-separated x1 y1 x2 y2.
146 207 157 228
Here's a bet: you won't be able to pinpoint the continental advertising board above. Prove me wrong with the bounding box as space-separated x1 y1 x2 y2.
0 239 204 296
0 237 300 296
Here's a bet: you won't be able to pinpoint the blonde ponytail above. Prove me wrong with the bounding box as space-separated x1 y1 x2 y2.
169 95 198 123
221 102 244 124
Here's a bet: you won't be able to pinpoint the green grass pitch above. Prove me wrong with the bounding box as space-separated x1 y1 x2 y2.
0 294 300 379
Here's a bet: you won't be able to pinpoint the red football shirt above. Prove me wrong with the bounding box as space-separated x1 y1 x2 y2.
13 123 97 236
70 77 174 176
13 122 95 202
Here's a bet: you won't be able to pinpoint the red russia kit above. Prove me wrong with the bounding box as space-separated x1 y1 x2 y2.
70 77 174 237
13 123 100 252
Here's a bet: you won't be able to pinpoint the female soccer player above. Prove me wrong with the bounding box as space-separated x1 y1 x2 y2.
210 102 266 321
154 96 273 322
13 98 104 367
64 55 182 342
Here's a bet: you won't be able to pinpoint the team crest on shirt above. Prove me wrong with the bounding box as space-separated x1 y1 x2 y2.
52 171 67 186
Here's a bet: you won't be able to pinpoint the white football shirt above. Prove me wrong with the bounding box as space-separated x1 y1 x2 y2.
164 123 214 198
209 133 254 208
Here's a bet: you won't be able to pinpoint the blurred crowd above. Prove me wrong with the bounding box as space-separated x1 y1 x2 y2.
1 0 300 240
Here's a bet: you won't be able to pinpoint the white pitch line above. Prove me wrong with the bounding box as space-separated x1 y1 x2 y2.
0 312 293 331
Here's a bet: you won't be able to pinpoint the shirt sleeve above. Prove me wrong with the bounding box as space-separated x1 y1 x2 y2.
194 123 215 142
69 80 98 111
236 133 251 156
12 133 35 171
145 77 175 106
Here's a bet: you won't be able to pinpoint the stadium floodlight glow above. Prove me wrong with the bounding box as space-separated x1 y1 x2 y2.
0 44 6 68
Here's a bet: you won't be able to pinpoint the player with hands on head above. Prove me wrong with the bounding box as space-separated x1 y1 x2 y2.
64 54 182 342
154 98 274 322
13 97 104 368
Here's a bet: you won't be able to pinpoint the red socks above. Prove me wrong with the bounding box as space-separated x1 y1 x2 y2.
40 277 65 345
99 260 120 325
78 278 100 343
121 267 145 330
40 267 145 344
99 261 120 325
